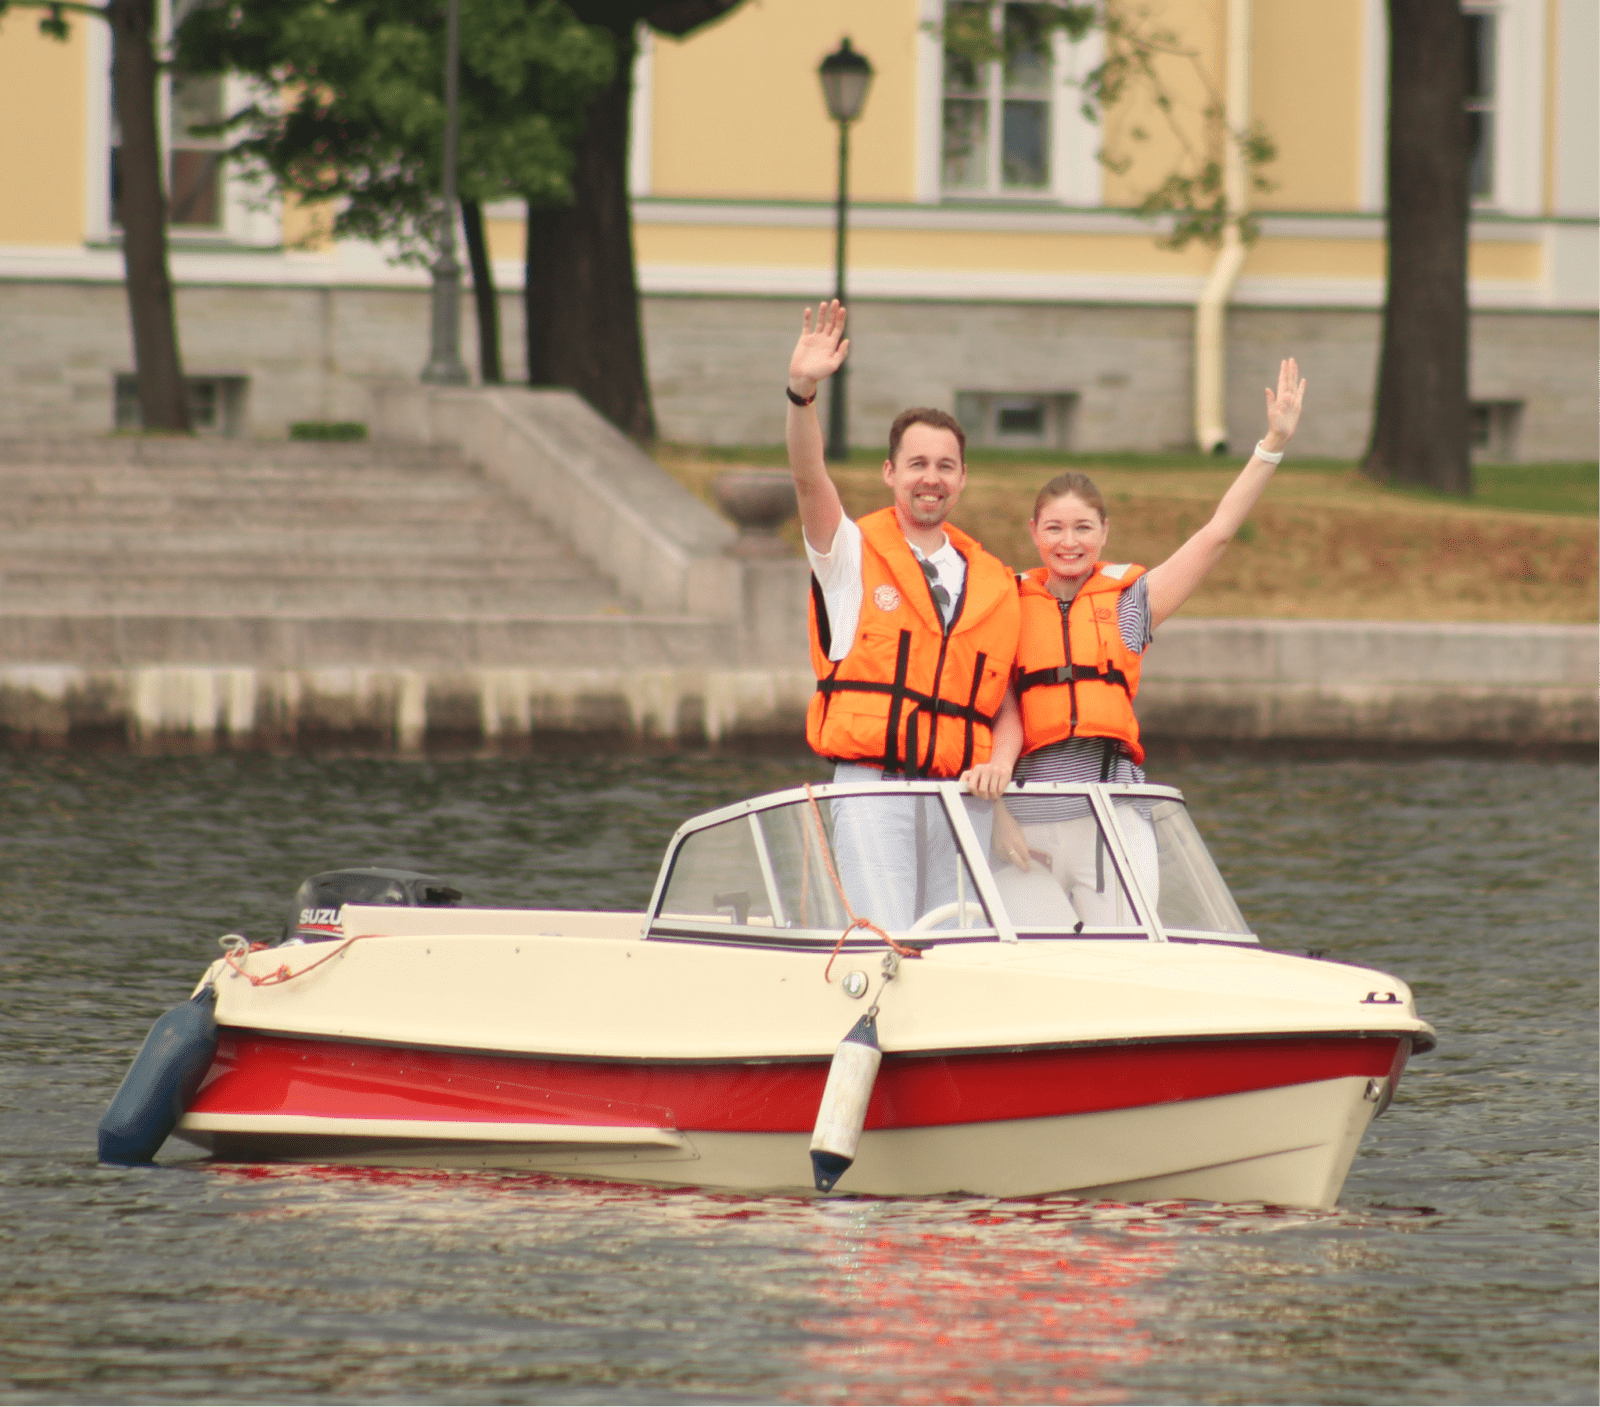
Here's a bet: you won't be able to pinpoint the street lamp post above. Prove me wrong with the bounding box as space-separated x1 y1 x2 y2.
421 0 469 384
818 38 873 462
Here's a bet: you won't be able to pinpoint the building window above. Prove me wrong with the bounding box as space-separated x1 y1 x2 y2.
115 375 248 435
956 391 1078 449
1468 400 1522 461
108 0 227 231
942 2 1055 195
169 74 226 226
1463 7 1497 201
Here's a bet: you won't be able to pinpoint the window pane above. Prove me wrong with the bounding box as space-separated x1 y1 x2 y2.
943 98 990 189
1003 2 1051 93
172 74 224 141
943 1 992 94
996 399 1046 436
659 797 991 937
660 817 775 927
754 804 851 934
1466 109 1494 198
1463 12 1495 100
826 793 991 934
1148 799 1251 935
169 149 222 226
990 793 1143 930
944 47 984 95
1002 99 1049 188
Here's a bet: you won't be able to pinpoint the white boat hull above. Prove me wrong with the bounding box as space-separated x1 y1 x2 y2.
178 1076 1380 1208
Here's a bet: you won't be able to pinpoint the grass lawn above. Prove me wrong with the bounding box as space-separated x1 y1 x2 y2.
657 446 1598 624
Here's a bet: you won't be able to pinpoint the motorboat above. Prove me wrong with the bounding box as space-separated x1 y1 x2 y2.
100 780 1435 1209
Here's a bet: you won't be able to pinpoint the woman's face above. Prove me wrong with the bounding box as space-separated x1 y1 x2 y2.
1029 492 1108 585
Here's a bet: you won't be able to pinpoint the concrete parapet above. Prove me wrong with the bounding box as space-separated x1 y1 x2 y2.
1 617 1591 751
0 663 815 751
1138 619 1596 746
370 383 744 621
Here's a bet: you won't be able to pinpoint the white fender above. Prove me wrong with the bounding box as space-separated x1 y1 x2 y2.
808 1011 882 1192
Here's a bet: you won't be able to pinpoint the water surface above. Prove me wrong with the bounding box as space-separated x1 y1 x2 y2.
1 751 1594 1404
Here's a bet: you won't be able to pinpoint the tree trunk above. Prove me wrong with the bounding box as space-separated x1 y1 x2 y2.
461 199 501 384
1362 0 1471 495
524 23 654 440
110 0 191 432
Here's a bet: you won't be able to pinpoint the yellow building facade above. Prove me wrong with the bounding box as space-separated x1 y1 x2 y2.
0 0 1595 455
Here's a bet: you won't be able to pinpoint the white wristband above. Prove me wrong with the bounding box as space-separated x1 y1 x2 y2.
1254 440 1284 465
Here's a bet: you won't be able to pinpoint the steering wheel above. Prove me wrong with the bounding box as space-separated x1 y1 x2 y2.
908 900 986 934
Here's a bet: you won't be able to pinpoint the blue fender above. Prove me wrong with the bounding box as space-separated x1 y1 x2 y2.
97 986 219 1165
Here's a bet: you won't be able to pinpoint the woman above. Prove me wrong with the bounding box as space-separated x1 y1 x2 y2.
989 358 1307 925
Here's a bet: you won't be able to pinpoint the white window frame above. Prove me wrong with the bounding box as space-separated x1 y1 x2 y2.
1359 0 1545 217
916 0 1102 207
629 24 654 198
82 0 279 246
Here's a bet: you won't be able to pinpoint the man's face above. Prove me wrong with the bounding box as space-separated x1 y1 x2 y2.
883 423 967 530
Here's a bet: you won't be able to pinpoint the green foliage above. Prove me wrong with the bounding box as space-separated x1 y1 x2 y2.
289 419 368 440
0 0 112 42
933 1 1276 249
175 0 614 258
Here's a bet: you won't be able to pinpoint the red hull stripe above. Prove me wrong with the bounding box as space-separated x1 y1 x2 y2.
189 1031 1403 1134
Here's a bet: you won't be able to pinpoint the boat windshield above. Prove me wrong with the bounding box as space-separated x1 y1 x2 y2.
653 790 995 941
1146 797 1252 937
647 782 1254 946
994 785 1251 939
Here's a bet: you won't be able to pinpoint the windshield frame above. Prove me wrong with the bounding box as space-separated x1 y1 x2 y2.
643 781 1243 947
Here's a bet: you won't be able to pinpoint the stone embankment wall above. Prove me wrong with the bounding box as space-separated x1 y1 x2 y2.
0 385 1593 752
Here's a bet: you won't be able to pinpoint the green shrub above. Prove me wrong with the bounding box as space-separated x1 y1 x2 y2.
289 421 368 442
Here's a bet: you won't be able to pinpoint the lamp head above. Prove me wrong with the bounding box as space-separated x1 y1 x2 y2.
819 38 874 123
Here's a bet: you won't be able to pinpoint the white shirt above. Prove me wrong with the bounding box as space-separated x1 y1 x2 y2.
805 517 968 662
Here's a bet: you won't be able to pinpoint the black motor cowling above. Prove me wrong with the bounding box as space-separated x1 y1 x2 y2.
285 867 463 944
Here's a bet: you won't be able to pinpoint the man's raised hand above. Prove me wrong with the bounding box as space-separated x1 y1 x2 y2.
788 300 850 399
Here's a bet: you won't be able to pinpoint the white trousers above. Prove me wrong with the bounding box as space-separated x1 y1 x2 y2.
829 763 993 933
1019 803 1159 929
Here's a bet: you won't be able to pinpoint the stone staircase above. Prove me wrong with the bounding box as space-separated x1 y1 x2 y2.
0 437 727 671
0 394 821 749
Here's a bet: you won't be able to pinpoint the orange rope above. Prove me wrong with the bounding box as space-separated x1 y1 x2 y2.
805 783 922 982
222 933 365 988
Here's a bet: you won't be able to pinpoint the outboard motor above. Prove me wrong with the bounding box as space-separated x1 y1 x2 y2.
98 866 465 1164
284 867 463 944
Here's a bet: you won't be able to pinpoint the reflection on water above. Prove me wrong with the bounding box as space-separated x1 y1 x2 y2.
0 750 1593 1404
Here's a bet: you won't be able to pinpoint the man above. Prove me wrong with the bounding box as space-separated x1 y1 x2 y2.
785 300 1021 931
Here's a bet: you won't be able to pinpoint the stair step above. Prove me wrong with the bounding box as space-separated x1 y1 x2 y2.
0 610 727 668
0 439 470 470
0 434 724 670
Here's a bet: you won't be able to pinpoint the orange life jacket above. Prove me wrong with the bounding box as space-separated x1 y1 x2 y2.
1014 563 1147 765
807 508 1020 777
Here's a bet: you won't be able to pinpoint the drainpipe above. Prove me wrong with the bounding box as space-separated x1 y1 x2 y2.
1193 0 1251 454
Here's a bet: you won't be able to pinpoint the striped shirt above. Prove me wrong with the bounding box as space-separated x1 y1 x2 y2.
1007 573 1152 824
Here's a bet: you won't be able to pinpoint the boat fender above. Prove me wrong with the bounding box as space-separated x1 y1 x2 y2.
97 986 219 1166
808 1011 882 1193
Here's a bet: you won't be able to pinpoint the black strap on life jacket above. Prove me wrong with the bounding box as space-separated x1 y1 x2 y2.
816 631 999 774
1015 662 1130 693
810 573 832 658
958 651 987 774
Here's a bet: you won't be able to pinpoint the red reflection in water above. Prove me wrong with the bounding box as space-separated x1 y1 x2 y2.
206 1166 1346 1402
791 1205 1176 1406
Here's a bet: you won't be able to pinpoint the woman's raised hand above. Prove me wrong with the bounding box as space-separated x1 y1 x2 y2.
788 300 849 398
1263 357 1307 448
